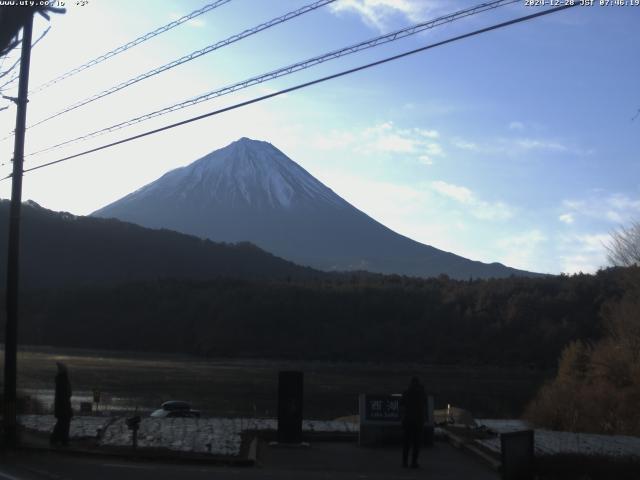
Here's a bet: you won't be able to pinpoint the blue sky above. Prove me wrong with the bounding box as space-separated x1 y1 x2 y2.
0 0 638 274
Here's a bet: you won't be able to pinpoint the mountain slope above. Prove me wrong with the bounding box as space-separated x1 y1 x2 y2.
0 200 320 289
93 137 537 279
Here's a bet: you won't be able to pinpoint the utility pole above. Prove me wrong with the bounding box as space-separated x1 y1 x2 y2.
3 11 34 448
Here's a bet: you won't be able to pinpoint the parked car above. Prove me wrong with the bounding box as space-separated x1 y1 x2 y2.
150 400 200 418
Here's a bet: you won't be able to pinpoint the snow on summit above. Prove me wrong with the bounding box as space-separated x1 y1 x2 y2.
134 137 343 210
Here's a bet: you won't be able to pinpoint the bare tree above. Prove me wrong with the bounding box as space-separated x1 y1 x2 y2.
0 5 63 57
0 6 62 111
606 221 640 267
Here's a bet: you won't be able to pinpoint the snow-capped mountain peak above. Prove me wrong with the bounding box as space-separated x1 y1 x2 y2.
132 137 343 210
93 137 534 279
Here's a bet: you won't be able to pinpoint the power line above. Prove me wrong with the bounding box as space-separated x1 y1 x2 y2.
0 3 577 182
29 0 233 95
24 0 336 132
27 0 519 157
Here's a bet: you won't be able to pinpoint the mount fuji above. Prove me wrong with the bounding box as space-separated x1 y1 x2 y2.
93 137 535 279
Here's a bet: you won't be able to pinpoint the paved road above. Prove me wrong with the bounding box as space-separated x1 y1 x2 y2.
0 442 499 480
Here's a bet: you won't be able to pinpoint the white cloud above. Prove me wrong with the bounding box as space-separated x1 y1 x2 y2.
329 0 439 31
359 122 444 159
553 195 637 273
363 121 393 135
451 139 480 151
424 142 443 156
562 193 640 225
431 180 473 204
607 193 640 211
313 121 442 165
472 201 513 221
416 128 439 139
509 121 524 131
576 233 610 253
430 180 513 221
515 138 568 152
559 213 574 224
496 230 547 271
558 233 610 274
451 136 587 156
372 133 416 153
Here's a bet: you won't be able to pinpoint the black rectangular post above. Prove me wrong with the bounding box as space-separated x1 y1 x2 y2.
501 430 535 480
3 12 34 449
277 371 303 444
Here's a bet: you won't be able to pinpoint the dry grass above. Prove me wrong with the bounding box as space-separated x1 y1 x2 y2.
3 346 546 419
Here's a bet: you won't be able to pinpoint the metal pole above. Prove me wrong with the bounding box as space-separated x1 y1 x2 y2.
3 12 34 448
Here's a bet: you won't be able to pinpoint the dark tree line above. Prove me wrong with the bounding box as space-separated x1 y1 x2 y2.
6 267 633 368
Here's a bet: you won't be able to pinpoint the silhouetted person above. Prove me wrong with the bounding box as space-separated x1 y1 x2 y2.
401 376 426 469
50 362 72 446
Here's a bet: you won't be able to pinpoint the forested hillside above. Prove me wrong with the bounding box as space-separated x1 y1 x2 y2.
10 267 633 367
0 200 321 289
